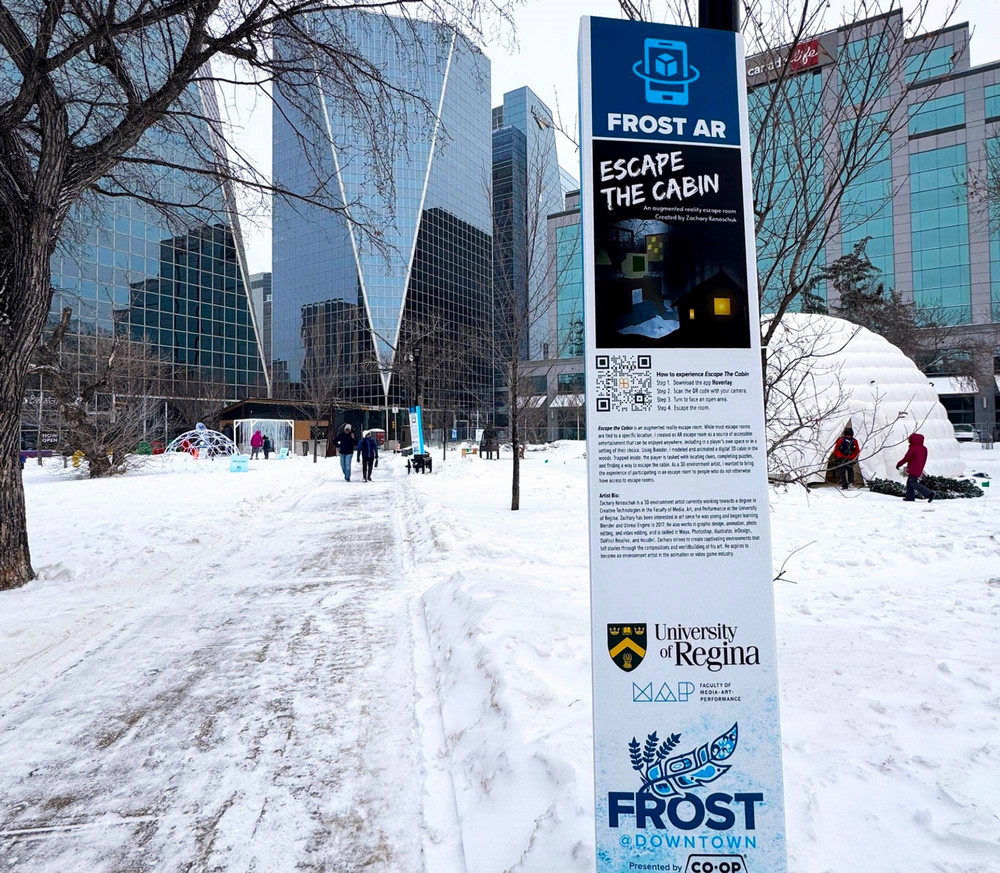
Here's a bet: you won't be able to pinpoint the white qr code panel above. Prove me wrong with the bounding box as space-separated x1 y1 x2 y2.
595 354 652 412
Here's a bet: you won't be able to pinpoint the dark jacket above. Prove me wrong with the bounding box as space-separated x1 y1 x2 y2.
833 435 860 461
897 433 928 477
262 437 272 453
357 435 379 459
333 431 357 455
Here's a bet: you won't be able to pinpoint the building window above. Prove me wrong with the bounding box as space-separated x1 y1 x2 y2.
713 297 732 316
555 223 583 358
557 372 585 394
904 45 956 83
909 144 971 324
841 114 893 285
841 35 891 106
525 374 548 395
986 83 1000 120
917 349 971 376
908 93 964 136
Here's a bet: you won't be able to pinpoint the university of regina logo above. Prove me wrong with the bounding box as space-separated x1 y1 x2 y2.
629 722 738 797
608 624 647 671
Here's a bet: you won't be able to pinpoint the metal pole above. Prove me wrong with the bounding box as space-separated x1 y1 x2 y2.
698 0 739 32
36 376 43 465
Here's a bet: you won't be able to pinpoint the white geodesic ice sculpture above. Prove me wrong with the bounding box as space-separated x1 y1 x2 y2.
164 422 240 459
766 313 963 483
233 419 294 455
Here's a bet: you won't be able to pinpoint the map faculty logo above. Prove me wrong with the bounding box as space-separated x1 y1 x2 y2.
608 624 646 671
633 37 700 106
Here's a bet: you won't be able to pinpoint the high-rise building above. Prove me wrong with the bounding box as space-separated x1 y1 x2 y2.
272 12 493 431
249 272 272 377
48 81 267 403
747 11 1000 436
492 87 565 361
523 189 585 442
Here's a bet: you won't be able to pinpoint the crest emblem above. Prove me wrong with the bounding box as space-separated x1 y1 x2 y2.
607 624 647 671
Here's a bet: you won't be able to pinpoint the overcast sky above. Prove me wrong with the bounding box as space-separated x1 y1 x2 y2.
230 0 999 274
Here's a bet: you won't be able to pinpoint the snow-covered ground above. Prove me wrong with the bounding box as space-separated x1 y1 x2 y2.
2 445 998 871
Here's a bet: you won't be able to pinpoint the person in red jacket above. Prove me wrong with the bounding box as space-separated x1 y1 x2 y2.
832 427 861 490
896 432 935 503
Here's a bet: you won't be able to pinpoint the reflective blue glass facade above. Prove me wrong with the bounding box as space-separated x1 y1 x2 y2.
273 12 492 414
555 224 583 357
492 86 564 359
747 11 1000 436
910 145 970 322
50 84 266 399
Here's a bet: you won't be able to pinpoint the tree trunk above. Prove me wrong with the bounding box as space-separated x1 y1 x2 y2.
0 226 59 590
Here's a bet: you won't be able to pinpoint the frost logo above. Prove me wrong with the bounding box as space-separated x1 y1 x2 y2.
629 722 738 797
633 38 701 105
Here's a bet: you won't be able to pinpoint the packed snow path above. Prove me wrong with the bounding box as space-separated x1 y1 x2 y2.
0 458 435 872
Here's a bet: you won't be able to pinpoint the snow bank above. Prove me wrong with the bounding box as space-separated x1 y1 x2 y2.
767 314 963 482
410 443 1000 873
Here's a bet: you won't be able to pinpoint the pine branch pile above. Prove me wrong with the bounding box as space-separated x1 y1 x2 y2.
868 476 983 499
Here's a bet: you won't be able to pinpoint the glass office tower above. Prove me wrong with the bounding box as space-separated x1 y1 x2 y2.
747 11 1000 435
492 86 565 361
272 12 493 424
49 81 268 401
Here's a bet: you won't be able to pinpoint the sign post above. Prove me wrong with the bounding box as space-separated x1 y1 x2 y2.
579 16 788 873
408 405 425 455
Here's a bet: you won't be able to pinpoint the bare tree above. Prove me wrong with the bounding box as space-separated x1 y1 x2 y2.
0 0 512 589
763 313 927 486
30 307 169 477
487 136 562 510
615 0 959 343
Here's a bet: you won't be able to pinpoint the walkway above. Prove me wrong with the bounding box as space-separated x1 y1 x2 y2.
0 458 437 872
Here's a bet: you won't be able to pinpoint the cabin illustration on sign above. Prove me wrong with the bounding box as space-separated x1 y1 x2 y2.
670 271 748 347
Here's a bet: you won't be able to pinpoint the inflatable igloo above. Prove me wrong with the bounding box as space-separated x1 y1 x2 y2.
766 313 963 484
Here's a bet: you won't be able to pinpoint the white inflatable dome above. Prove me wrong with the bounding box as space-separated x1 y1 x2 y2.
766 313 963 483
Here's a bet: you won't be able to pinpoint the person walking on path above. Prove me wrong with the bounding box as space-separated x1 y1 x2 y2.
832 426 860 490
262 435 272 460
357 431 380 482
896 433 936 503
333 424 358 481
250 429 263 460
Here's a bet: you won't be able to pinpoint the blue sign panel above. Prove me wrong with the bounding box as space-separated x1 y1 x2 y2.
590 18 741 145
580 16 788 873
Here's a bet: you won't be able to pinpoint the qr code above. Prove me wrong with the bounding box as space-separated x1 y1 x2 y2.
595 354 652 412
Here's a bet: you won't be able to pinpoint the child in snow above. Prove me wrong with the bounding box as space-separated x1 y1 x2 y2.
832 427 860 490
896 433 936 503
356 430 379 482
262 435 272 460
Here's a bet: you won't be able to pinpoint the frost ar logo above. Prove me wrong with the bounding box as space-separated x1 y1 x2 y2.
633 37 701 106
629 722 738 798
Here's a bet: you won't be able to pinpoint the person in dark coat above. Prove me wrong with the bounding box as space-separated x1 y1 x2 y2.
831 427 860 490
356 431 380 482
896 432 935 502
262 435 272 460
333 424 358 481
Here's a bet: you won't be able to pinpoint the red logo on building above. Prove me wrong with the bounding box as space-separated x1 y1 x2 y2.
790 39 820 71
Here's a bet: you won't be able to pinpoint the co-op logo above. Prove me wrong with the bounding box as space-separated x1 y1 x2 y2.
609 722 764 831
633 38 701 106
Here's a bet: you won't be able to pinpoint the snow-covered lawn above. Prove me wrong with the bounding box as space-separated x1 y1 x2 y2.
2 445 998 872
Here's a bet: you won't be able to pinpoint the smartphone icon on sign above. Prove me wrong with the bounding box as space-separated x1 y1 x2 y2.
633 38 700 106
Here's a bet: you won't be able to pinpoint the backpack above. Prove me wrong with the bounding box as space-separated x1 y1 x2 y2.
837 436 854 458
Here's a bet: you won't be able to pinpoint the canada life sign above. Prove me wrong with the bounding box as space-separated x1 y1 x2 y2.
579 17 789 873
